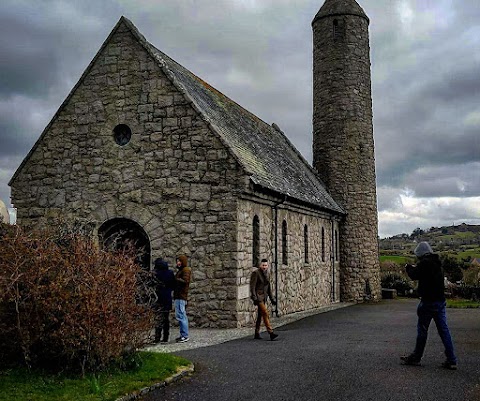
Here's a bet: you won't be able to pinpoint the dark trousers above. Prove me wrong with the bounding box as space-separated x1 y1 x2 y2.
413 300 457 363
154 309 170 342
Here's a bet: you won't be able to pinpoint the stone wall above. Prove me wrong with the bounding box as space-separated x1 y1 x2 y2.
236 197 340 327
10 21 246 328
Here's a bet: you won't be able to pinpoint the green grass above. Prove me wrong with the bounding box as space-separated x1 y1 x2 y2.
438 232 476 241
379 255 413 265
446 299 480 309
0 352 191 401
457 248 480 260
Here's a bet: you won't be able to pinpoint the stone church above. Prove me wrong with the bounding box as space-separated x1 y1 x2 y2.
9 0 380 328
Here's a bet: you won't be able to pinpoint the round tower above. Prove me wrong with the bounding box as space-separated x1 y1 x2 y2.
312 0 380 301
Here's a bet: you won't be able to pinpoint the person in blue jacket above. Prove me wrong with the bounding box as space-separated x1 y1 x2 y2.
153 258 175 343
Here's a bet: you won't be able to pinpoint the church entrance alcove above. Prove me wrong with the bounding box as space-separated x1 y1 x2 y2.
98 218 151 270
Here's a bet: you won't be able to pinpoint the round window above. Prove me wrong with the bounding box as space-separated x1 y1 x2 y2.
113 124 132 146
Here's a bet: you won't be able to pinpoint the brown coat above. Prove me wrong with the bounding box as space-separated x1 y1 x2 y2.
250 268 274 303
174 266 192 301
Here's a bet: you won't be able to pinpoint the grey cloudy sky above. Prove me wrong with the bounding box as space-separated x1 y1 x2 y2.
0 0 479 237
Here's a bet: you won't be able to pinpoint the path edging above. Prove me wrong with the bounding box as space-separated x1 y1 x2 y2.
115 363 195 401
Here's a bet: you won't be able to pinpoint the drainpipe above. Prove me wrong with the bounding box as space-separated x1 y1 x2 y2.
273 195 287 317
330 217 336 302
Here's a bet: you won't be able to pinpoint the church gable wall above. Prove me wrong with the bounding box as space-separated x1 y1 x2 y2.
10 21 245 328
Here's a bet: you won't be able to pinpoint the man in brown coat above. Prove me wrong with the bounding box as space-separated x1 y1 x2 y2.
174 255 191 343
250 259 278 340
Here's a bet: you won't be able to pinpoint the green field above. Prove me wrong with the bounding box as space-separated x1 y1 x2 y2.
380 255 413 265
457 248 480 260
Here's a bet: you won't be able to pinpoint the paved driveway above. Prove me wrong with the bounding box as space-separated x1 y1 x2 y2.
142 299 480 401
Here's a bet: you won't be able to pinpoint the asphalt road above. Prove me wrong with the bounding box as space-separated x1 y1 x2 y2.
142 299 480 401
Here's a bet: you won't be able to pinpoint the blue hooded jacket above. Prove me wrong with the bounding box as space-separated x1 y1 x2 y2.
153 259 175 310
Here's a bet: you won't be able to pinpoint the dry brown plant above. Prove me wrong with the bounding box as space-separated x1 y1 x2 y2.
0 222 154 374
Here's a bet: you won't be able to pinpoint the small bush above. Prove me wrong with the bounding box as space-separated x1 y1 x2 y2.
0 222 154 374
381 273 414 296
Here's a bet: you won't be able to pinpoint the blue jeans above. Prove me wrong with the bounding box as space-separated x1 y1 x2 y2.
174 299 189 338
413 301 457 363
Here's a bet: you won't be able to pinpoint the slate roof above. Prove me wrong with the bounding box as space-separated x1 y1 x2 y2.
10 16 344 215
123 18 344 214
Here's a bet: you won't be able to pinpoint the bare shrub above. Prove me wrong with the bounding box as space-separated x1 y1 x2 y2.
0 222 154 374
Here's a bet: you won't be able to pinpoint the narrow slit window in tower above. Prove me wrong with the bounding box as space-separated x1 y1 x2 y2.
333 19 339 40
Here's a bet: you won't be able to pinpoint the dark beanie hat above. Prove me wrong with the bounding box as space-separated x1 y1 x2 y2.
177 255 188 267
154 258 168 270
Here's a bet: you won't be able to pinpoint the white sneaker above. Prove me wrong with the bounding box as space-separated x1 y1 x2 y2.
176 336 189 343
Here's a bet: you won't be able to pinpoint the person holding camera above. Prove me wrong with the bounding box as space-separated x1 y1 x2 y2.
401 241 457 369
250 258 278 341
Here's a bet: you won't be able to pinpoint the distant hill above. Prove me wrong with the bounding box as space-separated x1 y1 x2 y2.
379 223 480 261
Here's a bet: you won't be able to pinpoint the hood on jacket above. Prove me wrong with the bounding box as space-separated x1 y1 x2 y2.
154 258 169 270
177 255 188 268
414 242 434 258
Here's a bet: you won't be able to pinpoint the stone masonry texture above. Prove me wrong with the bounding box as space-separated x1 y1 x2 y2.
312 3 381 301
10 0 381 328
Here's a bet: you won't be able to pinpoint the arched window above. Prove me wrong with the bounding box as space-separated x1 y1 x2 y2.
282 220 288 265
321 227 325 262
304 225 309 264
335 229 339 261
253 215 260 267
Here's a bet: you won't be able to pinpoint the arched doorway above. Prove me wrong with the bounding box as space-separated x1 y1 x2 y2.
98 218 151 270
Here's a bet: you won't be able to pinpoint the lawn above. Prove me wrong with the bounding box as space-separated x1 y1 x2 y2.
457 248 480 260
379 255 413 265
0 352 191 401
446 299 480 309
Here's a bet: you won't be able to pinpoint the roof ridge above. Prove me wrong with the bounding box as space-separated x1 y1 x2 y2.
115 18 344 213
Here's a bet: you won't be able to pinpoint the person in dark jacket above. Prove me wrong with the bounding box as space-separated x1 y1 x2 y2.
250 259 278 341
153 258 175 343
173 255 191 343
401 242 457 369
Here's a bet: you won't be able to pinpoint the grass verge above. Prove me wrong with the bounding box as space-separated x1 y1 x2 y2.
447 299 480 308
0 352 191 401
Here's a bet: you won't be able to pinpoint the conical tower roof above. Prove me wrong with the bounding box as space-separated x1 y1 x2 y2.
312 0 369 24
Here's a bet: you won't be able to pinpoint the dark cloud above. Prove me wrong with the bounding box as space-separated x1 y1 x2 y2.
0 0 479 236
0 17 59 97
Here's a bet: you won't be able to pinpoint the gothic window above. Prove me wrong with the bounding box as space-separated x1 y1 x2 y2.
282 220 288 265
253 215 260 267
321 227 325 262
304 225 309 264
113 124 132 146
